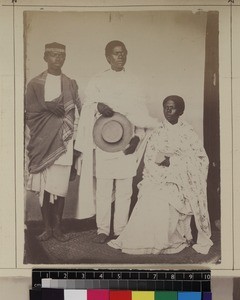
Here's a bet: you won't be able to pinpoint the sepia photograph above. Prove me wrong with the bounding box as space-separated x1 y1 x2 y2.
23 9 221 265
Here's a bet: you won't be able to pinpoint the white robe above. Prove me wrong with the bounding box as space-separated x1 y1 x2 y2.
108 119 213 255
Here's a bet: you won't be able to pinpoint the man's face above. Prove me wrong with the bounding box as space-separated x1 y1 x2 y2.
107 45 127 71
163 99 180 124
44 51 66 71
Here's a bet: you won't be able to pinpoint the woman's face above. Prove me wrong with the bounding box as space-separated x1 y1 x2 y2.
163 99 180 124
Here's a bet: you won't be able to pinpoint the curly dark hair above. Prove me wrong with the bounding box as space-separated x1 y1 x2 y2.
105 40 127 57
163 95 185 115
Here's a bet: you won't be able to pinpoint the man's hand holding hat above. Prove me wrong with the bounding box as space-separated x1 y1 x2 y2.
97 102 114 117
124 135 140 155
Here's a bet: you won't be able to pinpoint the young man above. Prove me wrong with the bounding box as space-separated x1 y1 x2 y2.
26 42 81 242
74 40 157 243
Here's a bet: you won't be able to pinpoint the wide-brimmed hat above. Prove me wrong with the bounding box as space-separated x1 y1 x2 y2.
93 112 134 152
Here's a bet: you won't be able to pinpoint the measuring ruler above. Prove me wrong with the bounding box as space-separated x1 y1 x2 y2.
32 269 211 292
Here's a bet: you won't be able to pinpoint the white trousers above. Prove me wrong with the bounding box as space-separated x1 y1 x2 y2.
96 178 133 236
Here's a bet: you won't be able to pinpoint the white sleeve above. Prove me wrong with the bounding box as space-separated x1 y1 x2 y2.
134 127 146 141
84 77 100 104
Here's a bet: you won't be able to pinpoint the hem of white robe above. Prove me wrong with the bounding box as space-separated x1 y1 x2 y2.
192 241 213 255
107 240 188 255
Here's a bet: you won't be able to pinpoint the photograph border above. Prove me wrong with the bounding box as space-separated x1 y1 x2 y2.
0 0 237 274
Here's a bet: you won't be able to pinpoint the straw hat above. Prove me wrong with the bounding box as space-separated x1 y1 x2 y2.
93 112 134 152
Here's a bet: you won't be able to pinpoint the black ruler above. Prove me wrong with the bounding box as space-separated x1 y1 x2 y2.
32 269 211 292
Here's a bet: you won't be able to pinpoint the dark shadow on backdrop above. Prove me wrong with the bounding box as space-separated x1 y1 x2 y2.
203 11 220 227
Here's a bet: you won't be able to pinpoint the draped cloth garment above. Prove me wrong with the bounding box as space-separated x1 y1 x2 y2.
26 71 80 174
108 120 213 255
25 71 81 205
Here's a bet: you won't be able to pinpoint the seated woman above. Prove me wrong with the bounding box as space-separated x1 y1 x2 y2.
108 95 213 255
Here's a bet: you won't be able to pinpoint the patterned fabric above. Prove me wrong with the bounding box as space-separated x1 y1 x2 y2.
143 120 211 237
108 119 213 255
25 71 81 174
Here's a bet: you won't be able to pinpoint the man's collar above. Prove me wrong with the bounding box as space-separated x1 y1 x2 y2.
110 67 126 72
163 118 182 128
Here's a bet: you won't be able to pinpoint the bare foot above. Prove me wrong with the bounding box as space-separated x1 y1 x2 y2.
53 228 69 242
186 239 194 246
93 233 109 244
37 229 52 241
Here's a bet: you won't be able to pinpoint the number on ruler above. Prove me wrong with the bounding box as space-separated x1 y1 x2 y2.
204 274 211 280
153 273 157 280
80 273 85 279
63 272 68 279
171 274 175 280
99 273 104 279
117 273 121 279
186 273 194 280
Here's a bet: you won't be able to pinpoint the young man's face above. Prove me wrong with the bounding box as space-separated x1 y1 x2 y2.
107 45 127 71
44 51 66 72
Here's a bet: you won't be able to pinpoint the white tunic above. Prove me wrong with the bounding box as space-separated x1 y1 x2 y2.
74 68 157 218
84 68 152 179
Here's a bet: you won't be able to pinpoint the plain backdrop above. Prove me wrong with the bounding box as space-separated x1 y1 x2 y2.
25 10 206 138
24 10 207 220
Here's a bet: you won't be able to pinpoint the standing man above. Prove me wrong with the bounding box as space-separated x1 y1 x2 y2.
26 42 81 242
74 40 157 243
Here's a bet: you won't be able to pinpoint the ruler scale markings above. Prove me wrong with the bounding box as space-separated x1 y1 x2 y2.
32 269 211 293
148 272 157 280
165 280 173 291
68 271 76 279
194 272 202 280
176 273 184 280
104 272 112 279
140 272 148 279
166 272 176 280
128 280 138 291
122 272 130 279
202 280 211 292
192 281 201 291
100 280 109 289
185 272 194 280
119 279 128 290
76 271 84 279
173 280 182 291
147 280 156 291
112 271 121 279
156 280 164 291
183 280 193 291
130 272 138 280
49 271 58 279
86 272 94 279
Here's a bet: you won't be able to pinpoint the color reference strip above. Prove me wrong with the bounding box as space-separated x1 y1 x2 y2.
41 277 208 292
32 269 211 292
30 289 212 300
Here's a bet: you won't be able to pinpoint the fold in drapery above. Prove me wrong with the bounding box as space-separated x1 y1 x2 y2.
26 71 77 174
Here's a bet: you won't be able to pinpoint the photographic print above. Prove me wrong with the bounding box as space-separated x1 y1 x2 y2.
23 9 221 265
